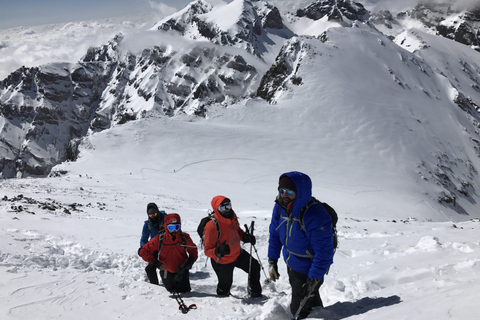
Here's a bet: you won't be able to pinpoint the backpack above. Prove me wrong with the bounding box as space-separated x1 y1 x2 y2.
297 197 339 250
196 210 221 247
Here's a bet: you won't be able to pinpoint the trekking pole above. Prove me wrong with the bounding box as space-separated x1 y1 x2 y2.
250 242 271 284
172 292 197 314
245 221 254 294
292 291 314 320
244 222 271 285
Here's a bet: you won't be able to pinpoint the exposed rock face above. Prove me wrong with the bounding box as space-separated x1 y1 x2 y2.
0 0 285 178
399 2 480 51
1 0 480 206
296 0 370 23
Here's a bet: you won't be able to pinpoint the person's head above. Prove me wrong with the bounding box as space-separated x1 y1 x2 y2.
211 195 234 219
278 175 297 205
277 172 313 211
164 213 181 234
147 203 160 222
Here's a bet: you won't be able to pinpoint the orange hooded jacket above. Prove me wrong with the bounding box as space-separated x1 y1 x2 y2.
204 196 245 264
139 213 198 273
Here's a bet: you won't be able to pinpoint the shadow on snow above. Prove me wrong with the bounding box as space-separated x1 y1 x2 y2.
312 295 402 319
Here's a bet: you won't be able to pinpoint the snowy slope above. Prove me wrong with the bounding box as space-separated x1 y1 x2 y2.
1 110 480 320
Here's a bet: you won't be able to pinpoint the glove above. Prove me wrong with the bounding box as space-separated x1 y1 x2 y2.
303 278 320 297
215 240 231 258
184 255 195 270
175 256 195 282
137 247 142 256
152 259 164 270
268 259 279 282
242 233 256 245
175 265 185 282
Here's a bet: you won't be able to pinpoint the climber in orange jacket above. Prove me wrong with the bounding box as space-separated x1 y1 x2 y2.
204 195 262 298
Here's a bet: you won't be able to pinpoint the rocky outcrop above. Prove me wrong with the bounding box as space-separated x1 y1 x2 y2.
296 0 370 23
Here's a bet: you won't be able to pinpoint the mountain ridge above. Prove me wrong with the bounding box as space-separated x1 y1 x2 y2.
1 0 480 218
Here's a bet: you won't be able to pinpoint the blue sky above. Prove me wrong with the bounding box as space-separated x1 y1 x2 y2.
0 0 194 29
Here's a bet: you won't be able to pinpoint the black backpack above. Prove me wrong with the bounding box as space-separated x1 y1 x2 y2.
297 197 339 250
196 210 221 247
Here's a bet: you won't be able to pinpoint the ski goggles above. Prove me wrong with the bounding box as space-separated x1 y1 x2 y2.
148 212 158 218
278 188 295 195
218 201 232 212
167 224 180 232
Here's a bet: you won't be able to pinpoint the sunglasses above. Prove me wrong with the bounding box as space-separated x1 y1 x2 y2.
278 188 295 195
218 201 232 212
167 224 180 232
148 212 158 218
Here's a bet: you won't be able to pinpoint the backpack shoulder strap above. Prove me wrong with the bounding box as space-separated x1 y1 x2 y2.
179 231 188 254
157 230 166 253
298 197 321 231
208 211 221 241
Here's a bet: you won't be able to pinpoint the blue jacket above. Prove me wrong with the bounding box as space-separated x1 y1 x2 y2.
140 211 166 247
268 172 334 280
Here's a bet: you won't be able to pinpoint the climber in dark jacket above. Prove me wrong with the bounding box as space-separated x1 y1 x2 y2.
138 202 166 284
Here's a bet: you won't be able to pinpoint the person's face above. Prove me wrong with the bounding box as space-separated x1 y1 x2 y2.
278 188 296 204
167 223 180 234
218 200 232 216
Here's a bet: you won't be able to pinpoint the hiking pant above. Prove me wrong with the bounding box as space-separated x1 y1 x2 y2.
288 267 324 319
160 269 192 293
210 249 262 296
145 263 159 285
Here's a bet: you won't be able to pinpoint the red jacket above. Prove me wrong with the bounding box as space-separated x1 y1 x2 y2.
139 213 198 273
204 196 245 264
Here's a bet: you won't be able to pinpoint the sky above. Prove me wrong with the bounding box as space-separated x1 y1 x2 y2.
0 0 436 30
0 0 193 29
1 0 480 319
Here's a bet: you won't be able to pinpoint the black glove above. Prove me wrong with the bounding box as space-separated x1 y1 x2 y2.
175 265 185 282
137 247 142 256
215 240 231 258
152 250 159 260
242 233 256 245
184 255 195 270
268 259 279 282
175 256 195 282
303 278 320 297
152 259 163 269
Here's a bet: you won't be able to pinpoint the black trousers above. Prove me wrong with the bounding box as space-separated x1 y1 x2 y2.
210 249 262 296
159 269 192 293
288 267 324 319
145 263 159 285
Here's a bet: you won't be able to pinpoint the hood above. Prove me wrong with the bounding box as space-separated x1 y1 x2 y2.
278 171 312 216
163 213 181 229
211 195 231 218
146 202 160 215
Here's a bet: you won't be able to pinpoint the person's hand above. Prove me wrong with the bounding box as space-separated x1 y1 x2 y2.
242 233 256 245
303 278 320 297
152 259 165 270
175 265 185 282
137 247 142 256
215 240 231 258
184 256 195 270
268 259 279 282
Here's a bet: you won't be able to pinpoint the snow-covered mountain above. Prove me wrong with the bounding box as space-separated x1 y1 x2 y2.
1 0 480 219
